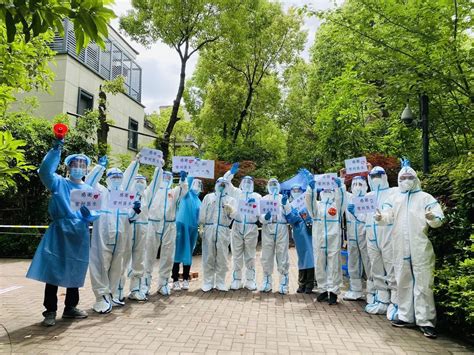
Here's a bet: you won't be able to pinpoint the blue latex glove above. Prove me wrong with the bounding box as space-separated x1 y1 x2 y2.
80 205 91 219
264 211 271 221
308 180 316 190
179 170 187 182
291 208 298 215
230 162 239 175
281 196 288 206
133 200 141 214
98 155 108 168
348 204 355 215
248 198 256 203
335 177 342 188
53 139 64 150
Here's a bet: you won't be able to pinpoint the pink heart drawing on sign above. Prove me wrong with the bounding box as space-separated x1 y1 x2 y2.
93 194 99 199
129 195 135 200
252 205 257 208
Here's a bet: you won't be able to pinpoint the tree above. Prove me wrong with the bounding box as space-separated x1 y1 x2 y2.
0 0 116 51
120 0 228 160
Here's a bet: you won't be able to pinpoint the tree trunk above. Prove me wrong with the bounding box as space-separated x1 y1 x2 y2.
159 56 188 161
97 87 108 158
232 86 254 143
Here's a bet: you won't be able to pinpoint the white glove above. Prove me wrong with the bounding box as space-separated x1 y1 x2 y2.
425 211 436 220
374 209 382 222
223 203 234 216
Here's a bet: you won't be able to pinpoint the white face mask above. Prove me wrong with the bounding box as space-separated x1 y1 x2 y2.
291 191 302 199
352 186 365 196
135 183 146 192
400 180 415 191
241 180 253 193
320 191 334 202
269 186 279 194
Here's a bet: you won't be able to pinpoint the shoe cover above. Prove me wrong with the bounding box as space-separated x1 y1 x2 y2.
93 295 112 314
216 282 229 292
230 279 242 290
244 280 257 291
158 284 171 296
128 291 147 301
343 290 364 301
387 303 399 321
260 275 272 292
201 283 213 292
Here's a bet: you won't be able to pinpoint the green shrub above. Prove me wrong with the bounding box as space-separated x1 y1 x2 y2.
0 231 42 258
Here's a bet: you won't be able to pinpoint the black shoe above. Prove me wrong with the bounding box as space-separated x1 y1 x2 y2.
317 292 328 302
297 286 305 293
391 320 415 328
328 292 338 305
305 288 313 294
420 326 437 339
62 307 88 319
42 311 56 327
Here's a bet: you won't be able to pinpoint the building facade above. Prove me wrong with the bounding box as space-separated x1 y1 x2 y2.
15 20 155 156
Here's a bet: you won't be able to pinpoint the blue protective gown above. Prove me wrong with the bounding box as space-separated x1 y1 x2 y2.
174 178 201 266
285 207 314 270
26 148 96 288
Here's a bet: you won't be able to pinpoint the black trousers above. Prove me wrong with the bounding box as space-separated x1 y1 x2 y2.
43 283 79 314
298 268 315 289
172 263 191 282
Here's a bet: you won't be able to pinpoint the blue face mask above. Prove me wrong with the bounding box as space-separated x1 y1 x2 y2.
269 186 279 194
217 185 225 193
70 167 85 180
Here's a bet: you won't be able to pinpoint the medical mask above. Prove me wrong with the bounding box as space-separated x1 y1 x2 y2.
110 179 122 190
70 167 85 180
135 183 146 193
320 191 334 202
291 192 302 199
217 185 225 193
269 186 279 194
400 180 415 191
241 180 253 193
192 187 201 194
352 186 364 196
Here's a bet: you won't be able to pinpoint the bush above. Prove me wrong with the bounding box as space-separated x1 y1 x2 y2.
423 153 474 340
0 231 42 258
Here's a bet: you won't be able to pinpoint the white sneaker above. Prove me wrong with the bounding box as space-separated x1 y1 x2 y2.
201 283 213 292
171 281 181 291
111 297 125 307
93 295 112 314
158 284 171 296
128 291 147 301
181 280 190 290
244 280 257 291
216 283 229 292
230 279 242 290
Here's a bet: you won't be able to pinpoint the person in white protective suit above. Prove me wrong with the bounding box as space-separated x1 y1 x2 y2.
376 160 444 339
199 177 237 292
85 159 140 313
259 178 290 295
142 169 188 296
117 167 161 302
364 166 398 318
223 163 262 291
305 175 346 305
343 176 374 301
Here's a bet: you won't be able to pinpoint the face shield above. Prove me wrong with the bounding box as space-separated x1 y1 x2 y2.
215 178 227 194
134 175 147 193
267 179 280 195
351 177 367 197
240 176 254 193
290 185 303 199
106 168 124 190
369 167 387 190
161 171 173 188
65 154 90 180
191 179 203 194
399 173 416 192
320 188 335 202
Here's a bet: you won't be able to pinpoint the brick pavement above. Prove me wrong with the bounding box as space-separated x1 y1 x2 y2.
0 248 472 354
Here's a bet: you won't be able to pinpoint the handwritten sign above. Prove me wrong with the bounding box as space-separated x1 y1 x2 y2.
70 189 102 211
172 156 195 173
108 190 137 209
139 148 163 166
290 194 306 212
238 199 260 217
345 156 368 174
190 159 215 179
314 173 338 190
260 200 280 216
353 195 376 214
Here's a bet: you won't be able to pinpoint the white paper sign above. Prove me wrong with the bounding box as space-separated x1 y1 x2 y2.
314 173 338 189
290 194 306 212
353 195 377 214
70 189 102 211
190 159 215 179
260 200 280 216
172 156 195 173
108 190 137 209
238 199 260 217
139 148 163 166
344 156 368 174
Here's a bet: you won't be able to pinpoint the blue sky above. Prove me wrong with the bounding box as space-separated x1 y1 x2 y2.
110 0 340 113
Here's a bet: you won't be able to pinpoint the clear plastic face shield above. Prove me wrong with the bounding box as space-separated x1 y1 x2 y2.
68 158 88 180
267 179 280 195
290 186 303 199
134 176 147 193
240 176 254 193
399 173 416 192
191 179 203 194
351 177 367 197
320 188 335 202
107 172 124 190
369 169 386 189
162 172 173 188
215 179 227 194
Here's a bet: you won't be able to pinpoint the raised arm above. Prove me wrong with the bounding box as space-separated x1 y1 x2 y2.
122 159 140 192
146 166 163 210
38 147 62 192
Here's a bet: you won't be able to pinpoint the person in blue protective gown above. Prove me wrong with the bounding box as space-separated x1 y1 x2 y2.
171 177 203 291
26 139 98 327
282 184 315 294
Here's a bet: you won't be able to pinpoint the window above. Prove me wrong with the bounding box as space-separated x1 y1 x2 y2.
128 118 138 151
77 88 93 116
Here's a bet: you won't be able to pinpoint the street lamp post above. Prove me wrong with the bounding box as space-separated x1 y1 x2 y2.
400 94 430 174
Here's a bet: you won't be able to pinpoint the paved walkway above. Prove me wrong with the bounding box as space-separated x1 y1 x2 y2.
0 249 471 354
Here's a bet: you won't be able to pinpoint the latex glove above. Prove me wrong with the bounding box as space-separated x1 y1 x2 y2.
291 208 298 215
230 162 239 175
53 139 64 150
179 170 187 182
133 201 142 214
281 196 288 206
98 155 108 168
248 198 256 203
347 204 355 215
308 180 316 190
425 210 436 220
264 211 272 221
80 206 91 219
223 203 234 216
335 177 342 188
374 209 382 222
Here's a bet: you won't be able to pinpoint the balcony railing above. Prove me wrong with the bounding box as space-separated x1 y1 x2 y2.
49 20 142 103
